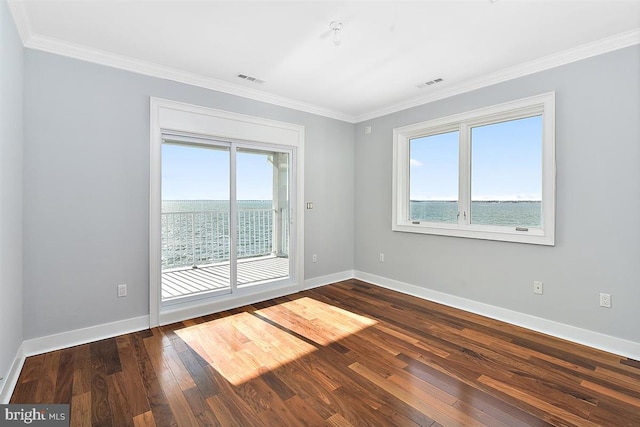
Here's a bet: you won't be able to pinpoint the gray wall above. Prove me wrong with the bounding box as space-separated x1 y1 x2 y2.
23 50 354 339
355 45 640 343
0 0 24 390
17 36 640 347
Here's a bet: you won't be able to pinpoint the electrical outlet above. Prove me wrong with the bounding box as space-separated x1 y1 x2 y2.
533 281 543 295
379 253 384 262
117 284 127 297
312 254 317 263
599 293 611 308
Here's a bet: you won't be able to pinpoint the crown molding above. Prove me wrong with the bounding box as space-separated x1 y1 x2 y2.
8 0 640 124
355 28 640 122
7 1 355 123
6 0 30 43
25 34 357 123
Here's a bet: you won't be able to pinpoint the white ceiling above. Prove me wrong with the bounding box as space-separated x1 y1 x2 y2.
9 1 640 122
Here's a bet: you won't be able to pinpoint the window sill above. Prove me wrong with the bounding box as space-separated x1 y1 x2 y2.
392 222 554 246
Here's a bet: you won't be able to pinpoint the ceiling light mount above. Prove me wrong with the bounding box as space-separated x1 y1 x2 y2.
330 21 344 46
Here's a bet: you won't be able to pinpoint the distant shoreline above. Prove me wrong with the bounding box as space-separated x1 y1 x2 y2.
410 200 541 203
164 199 270 203
163 199 542 203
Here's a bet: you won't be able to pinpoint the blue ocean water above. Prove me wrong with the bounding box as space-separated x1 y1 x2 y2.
162 200 275 269
162 200 270 212
410 200 542 227
161 200 541 269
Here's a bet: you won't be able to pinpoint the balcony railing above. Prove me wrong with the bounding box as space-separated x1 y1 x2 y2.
161 208 288 270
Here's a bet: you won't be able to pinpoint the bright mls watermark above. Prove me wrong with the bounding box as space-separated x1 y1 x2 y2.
0 405 69 426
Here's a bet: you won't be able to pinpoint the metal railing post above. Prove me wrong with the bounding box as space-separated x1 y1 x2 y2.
191 212 196 267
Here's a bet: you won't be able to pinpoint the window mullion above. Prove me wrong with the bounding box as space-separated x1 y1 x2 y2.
392 92 555 245
458 124 471 228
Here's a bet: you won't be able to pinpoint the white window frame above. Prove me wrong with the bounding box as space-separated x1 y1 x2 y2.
392 92 555 246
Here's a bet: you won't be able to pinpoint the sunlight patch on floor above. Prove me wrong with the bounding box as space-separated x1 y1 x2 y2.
255 297 377 346
175 297 377 385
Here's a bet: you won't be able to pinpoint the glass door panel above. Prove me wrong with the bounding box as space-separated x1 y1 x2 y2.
235 147 290 287
161 141 231 302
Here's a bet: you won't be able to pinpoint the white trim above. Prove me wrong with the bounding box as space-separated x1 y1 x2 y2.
6 0 639 124
355 29 640 122
0 316 148 402
149 99 162 328
393 92 556 246
159 283 301 326
7 7 352 123
353 271 640 360
21 316 150 358
6 0 30 43
304 270 355 290
2 273 637 402
149 98 305 328
152 98 306 146
0 343 25 404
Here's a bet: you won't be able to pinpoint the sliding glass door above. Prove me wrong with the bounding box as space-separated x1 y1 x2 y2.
161 141 231 300
160 135 293 304
236 148 290 288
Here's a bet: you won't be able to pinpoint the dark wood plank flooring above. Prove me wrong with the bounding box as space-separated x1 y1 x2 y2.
10 279 640 426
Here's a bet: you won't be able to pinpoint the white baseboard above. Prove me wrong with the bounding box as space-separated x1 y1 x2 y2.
0 342 25 404
3 270 637 403
1 315 149 403
354 270 640 360
304 270 354 290
21 315 150 358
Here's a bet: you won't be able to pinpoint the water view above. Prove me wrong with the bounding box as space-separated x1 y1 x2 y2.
410 200 542 227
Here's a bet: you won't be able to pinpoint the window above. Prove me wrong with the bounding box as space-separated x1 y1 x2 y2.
393 92 555 245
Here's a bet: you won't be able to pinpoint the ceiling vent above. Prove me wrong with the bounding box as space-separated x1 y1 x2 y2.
237 74 265 84
417 78 444 89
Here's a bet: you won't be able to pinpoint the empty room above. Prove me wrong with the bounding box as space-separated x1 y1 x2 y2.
1 0 639 426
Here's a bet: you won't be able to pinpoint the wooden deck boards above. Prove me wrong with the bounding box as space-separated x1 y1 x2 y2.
162 256 289 299
11 279 640 426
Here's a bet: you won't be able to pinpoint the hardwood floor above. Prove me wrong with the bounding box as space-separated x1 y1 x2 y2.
10 280 640 426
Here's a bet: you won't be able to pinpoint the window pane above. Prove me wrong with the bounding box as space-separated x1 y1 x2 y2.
409 131 459 223
470 115 542 227
236 148 290 287
161 142 231 301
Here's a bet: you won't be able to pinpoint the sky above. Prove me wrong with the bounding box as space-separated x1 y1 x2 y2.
161 143 275 200
162 115 541 202
410 115 543 201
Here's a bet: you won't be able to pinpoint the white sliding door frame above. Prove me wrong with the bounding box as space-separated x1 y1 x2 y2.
149 98 305 327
